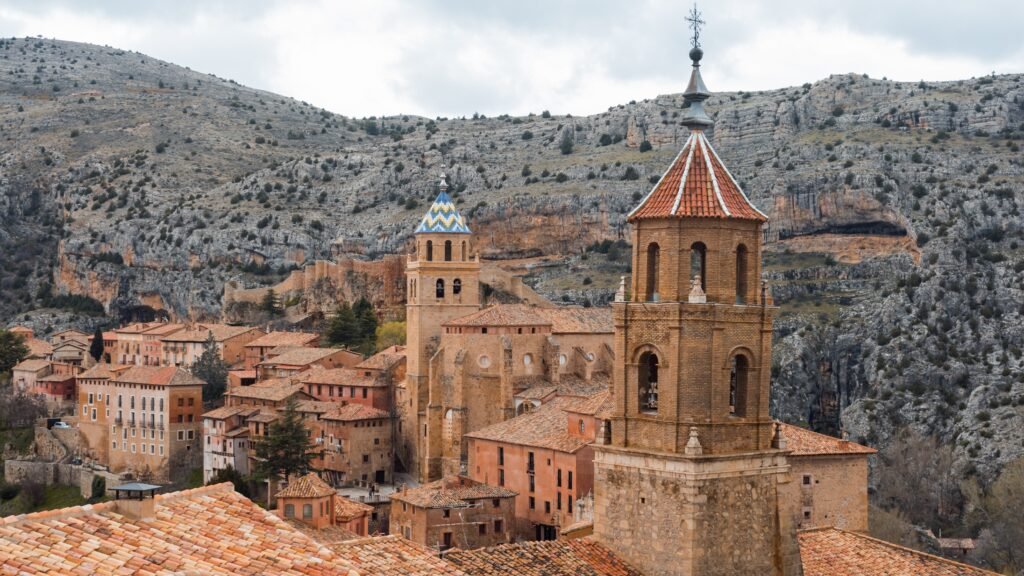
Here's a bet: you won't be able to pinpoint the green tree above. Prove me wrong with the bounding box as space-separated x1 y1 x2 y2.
260 289 280 316
0 330 29 375
253 397 316 482
89 326 104 363
326 302 359 347
352 297 378 348
191 333 228 403
559 129 574 155
207 465 251 498
376 321 407 351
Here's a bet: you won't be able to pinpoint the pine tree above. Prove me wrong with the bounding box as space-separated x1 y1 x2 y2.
89 326 104 362
260 289 280 316
559 129 574 155
0 330 30 375
352 297 378 348
191 332 228 403
253 397 316 482
326 302 359 347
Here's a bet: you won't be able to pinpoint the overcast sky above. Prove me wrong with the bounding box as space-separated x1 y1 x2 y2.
2 1 1022 118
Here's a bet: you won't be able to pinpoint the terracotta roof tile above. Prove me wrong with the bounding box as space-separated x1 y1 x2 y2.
140 323 186 337
320 404 391 422
225 381 309 403
333 495 373 521
0 483 360 575
354 345 407 371
333 535 466 575
445 538 642 575
300 367 383 387
799 527 997 576
464 397 593 453
259 347 348 366
112 366 204 387
285 519 362 545
391 476 516 509
534 307 613 333
780 423 877 456
276 473 336 499
24 338 53 357
202 405 259 420
12 359 51 372
246 331 320 349
445 304 552 328
629 131 767 222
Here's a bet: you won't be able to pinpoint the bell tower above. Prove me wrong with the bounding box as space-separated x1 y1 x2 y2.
400 170 480 482
592 12 802 576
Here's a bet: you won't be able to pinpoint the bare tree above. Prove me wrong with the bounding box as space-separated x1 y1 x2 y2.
873 428 962 530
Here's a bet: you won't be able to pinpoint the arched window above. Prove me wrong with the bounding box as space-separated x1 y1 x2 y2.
638 352 659 413
444 409 454 445
426 240 433 262
735 244 748 304
645 243 660 301
690 242 707 291
444 240 452 262
284 503 295 518
730 355 749 416
302 503 313 519
461 241 467 261
453 278 462 295
436 279 445 298
578 419 585 434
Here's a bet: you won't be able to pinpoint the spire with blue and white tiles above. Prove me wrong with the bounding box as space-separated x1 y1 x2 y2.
415 167 471 234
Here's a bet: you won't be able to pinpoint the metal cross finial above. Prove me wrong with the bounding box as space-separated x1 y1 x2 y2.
686 3 704 49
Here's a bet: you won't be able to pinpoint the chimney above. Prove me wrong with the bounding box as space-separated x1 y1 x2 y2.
111 482 160 520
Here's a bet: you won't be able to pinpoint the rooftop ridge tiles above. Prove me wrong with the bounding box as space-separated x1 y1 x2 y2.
670 132 698 215
699 132 731 216
627 137 689 220
799 527 999 575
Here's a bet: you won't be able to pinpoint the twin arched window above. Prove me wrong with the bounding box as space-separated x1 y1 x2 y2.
645 243 660 301
729 355 749 416
638 351 659 413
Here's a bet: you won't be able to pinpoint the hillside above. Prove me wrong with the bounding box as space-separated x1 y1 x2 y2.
2 37 1024 481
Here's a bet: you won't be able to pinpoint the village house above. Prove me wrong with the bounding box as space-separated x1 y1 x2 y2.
243 330 320 369
50 328 89 344
11 358 53 393
311 403 394 487
390 475 517 552
51 338 91 367
9 326 54 360
114 322 184 366
161 324 264 368
777 422 876 531
77 365 203 481
300 367 391 411
32 372 77 414
101 330 117 363
273 472 375 539
222 377 314 409
256 346 362 380
201 405 260 482
466 392 609 540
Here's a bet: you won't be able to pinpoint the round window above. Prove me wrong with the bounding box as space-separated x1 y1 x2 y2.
523 353 533 366
478 355 492 369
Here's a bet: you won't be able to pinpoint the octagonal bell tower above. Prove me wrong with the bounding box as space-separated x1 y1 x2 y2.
592 16 802 576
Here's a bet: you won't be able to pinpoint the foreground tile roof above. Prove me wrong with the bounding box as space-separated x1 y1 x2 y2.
0 483 358 575
391 476 517 509
334 495 374 520
628 130 767 222
111 366 204 387
246 331 320 349
285 518 362 545
445 538 642 576
780 423 877 456
798 527 997 576
333 535 466 575
276 472 336 499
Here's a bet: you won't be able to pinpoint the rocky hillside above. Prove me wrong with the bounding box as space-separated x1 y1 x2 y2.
2 37 1024 480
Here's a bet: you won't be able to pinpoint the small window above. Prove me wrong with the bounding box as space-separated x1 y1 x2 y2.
529 496 535 510
523 353 533 366
478 523 487 535
453 278 462 295
494 519 503 533
803 474 812 486
444 240 452 262
478 355 491 369
499 469 505 486
303 504 313 519
436 279 445 298
492 498 500 508
578 419 585 434
426 240 433 262
443 509 450 518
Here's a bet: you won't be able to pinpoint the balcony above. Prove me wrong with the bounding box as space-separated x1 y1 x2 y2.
114 417 123 426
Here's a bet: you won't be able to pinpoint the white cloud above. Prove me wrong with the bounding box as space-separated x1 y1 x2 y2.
0 1 1021 118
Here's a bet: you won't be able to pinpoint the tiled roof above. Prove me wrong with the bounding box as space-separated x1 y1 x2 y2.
202 405 258 420
36 373 74 382
780 423 877 456
798 527 997 576
333 535 466 575
141 323 186 337
295 400 339 414
12 359 51 372
114 322 159 334
226 381 308 402
50 329 88 340
515 385 557 401
415 190 471 234
535 307 613 334
77 363 130 380
285 519 362 545
0 483 359 575
464 397 592 453
560 390 612 416
321 404 391 422
260 346 348 367
445 538 642 576
445 304 552 328
112 366 205 387
247 411 280 423
628 130 767 222
25 338 53 357
246 331 320 349
355 345 406 372
276 472 336 499
8 326 33 335
391 476 516 509
300 367 382 387
334 495 374 520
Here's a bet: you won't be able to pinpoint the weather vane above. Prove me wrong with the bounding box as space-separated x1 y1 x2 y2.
686 3 704 50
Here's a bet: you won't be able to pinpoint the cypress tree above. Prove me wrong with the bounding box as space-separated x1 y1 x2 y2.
89 326 105 362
